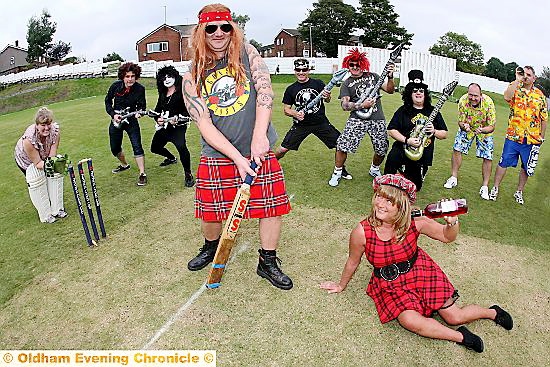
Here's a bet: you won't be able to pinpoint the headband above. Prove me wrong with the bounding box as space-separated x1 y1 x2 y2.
199 11 232 24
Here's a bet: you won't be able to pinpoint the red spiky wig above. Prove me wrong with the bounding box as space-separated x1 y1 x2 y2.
342 48 370 72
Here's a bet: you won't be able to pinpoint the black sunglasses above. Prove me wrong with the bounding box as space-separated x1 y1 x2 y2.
413 88 425 93
348 62 360 68
205 23 233 34
294 68 309 72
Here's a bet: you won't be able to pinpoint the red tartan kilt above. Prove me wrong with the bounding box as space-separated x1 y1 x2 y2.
195 152 291 221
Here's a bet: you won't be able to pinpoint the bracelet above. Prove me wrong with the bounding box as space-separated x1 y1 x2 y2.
404 137 408 145
447 219 459 227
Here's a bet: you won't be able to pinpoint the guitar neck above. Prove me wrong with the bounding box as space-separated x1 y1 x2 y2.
428 95 449 123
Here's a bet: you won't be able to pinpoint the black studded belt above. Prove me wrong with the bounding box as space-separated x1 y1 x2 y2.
373 250 418 281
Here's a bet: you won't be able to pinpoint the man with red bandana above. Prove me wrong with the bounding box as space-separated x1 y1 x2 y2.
181 4 293 290
328 48 395 187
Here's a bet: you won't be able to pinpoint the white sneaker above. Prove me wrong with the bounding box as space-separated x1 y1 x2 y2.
489 187 498 201
514 191 524 205
328 172 341 187
443 176 457 189
479 186 489 200
369 166 382 178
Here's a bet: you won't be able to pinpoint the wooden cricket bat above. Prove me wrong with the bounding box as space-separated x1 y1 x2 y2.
206 162 257 289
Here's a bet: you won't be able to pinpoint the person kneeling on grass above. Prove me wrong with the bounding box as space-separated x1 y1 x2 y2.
320 174 513 353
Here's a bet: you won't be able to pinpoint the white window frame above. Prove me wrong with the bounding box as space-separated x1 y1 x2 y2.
280 38 284 45
146 41 169 53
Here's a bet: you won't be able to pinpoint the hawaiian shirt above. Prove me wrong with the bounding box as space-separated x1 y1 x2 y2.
458 93 496 139
506 85 548 144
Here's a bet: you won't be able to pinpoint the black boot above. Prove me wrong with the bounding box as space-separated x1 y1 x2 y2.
187 238 219 271
457 326 484 353
256 249 293 290
184 172 195 187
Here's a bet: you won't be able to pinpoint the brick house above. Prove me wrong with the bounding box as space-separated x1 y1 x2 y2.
136 24 196 62
272 29 315 58
0 42 28 75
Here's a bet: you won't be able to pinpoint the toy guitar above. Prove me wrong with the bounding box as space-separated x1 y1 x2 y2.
112 107 147 129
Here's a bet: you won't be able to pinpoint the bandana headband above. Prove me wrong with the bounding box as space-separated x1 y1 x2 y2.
199 11 232 23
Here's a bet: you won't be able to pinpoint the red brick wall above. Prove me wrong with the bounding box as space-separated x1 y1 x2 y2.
137 26 193 62
273 31 311 58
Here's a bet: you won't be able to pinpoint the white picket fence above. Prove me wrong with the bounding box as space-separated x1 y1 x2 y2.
1 48 510 95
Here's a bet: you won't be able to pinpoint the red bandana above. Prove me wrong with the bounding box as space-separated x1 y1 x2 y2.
199 11 232 23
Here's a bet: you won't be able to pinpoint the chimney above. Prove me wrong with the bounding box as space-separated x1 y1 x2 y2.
15 40 19 47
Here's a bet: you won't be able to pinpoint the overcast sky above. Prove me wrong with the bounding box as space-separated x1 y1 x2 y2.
1 0 547 73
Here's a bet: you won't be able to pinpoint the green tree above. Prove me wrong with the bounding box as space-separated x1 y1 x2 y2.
356 0 413 48
540 66 550 79
103 52 124 63
249 39 262 52
484 57 507 81
26 9 57 63
504 62 519 82
231 12 250 33
535 66 550 97
46 40 71 62
298 0 357 58
429 31 484 74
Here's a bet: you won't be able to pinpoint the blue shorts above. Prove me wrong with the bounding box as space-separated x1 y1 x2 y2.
498 139 541 176
452 130 493 160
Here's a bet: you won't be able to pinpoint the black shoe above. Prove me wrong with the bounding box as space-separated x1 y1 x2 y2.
341 165 353 180
137 173 147 186
160 157 177 167
184 173 195 187
187 238 219 271
457 326 484 353
256 249 293 290
490 305 513 330
112 164 130 173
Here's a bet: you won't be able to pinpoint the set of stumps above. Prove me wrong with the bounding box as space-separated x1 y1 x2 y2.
68 158 106 247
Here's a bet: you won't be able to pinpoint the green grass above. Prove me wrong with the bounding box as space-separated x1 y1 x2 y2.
0 79 549 365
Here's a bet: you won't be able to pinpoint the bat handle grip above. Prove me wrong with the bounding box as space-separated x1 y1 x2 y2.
244 161 258 185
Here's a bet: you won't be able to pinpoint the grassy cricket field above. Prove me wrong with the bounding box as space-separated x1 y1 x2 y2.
0 77 549 366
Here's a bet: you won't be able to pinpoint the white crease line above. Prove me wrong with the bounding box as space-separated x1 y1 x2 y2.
142 241 250 350
289 193 295 202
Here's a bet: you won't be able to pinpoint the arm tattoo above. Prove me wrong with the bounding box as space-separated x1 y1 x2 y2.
247 44 273 110
182 77 207 126
341 98 355 111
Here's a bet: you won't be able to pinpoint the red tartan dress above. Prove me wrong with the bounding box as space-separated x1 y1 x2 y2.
362 219 455 324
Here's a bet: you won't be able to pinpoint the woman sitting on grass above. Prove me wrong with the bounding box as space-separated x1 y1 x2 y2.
320 174 513 353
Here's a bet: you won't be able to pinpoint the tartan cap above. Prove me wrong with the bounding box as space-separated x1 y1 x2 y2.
373 174 417 204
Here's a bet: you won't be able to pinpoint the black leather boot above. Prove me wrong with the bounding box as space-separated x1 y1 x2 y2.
256 249 293 290
187 238 219 271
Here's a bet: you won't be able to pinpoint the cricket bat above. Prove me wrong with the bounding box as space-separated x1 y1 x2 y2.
206 161 258 289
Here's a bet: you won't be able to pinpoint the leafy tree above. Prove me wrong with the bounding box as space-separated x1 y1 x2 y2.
103 52 124 63
249 39 262 52
540 66 550 79
535 66 550 97
504 62 519 82
298 0 357 58
26 9 57 63
484 57 507 81
231 12 250 33
356 0 413 48
429 31 484 74
46 40 71 62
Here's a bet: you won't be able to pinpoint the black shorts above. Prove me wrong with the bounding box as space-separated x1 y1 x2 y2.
280 121 340 151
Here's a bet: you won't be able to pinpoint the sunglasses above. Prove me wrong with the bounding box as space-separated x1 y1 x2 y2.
348 62 360 68
413 88 425 94
294 68 309 73
205 23 233 34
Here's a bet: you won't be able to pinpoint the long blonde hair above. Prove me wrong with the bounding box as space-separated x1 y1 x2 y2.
191 3 246 95
367 185 412 243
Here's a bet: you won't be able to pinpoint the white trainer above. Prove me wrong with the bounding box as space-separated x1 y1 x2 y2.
328 172 341 187
443 176 457 189
489 186 498 201
479 186 489 200
369 166 382 178
513 191 524 205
